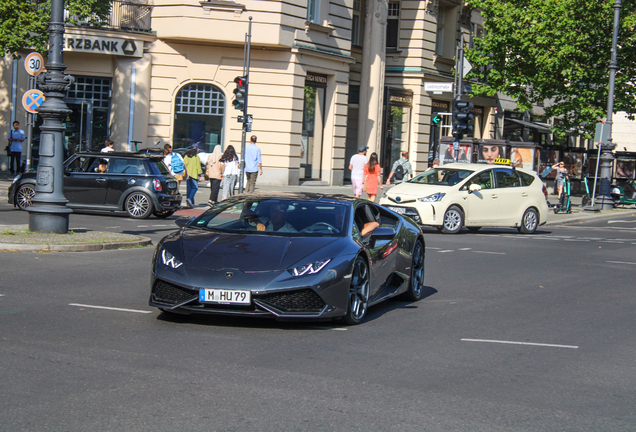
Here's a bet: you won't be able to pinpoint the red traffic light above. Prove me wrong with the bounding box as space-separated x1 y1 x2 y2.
234 76 247 86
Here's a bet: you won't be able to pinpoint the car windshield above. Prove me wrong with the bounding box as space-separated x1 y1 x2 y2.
409 168 474 186
190 198 350 237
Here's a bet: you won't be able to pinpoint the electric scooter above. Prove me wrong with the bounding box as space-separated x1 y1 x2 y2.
581 176 591 207
554 174 572 214
610 179 636 208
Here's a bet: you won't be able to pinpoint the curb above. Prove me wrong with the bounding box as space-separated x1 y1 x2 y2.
545 209 636 226
0 237 152 252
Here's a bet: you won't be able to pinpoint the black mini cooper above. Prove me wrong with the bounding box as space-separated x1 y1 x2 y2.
8 151 182 219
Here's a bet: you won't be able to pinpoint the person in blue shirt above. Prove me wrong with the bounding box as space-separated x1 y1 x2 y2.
244 135 263 193
7 121 26 175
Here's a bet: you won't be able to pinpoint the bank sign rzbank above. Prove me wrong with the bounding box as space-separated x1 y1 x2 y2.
63 36 142 57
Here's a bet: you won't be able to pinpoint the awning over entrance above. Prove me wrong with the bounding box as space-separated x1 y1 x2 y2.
506 118 552 133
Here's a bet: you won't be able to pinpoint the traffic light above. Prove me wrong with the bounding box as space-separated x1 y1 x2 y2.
232 76 247 111
452 100 474 140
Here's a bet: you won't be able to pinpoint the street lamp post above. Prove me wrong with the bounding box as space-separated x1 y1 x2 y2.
597 0 622 210
28 0 74 233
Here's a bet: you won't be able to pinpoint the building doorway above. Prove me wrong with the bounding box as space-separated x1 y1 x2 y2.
382 88 412 181
301 72 327 180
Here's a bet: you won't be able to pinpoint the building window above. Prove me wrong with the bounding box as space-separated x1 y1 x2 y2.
352 0 361 46
386 2 400 50
173 83 225 152
67 77 111 108
435 3 457 58
307 0 320 23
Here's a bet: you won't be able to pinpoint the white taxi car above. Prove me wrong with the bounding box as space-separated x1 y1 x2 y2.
379 162 549 234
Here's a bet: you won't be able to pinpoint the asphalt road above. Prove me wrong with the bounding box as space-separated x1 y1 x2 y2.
2 204 636 431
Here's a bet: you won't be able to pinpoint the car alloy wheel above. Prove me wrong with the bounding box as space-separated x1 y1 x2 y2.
16 184 35 210
403 240 425 301
519 208 539 234
125 192 153 219
442 205 464 234
343 257 370 325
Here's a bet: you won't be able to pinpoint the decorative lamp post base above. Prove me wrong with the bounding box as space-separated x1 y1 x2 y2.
29 205 72 234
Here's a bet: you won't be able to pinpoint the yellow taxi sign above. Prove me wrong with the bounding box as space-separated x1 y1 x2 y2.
494 158 511 165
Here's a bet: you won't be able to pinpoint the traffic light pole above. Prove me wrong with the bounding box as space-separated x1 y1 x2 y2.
238 17 252 194
452 35 466 161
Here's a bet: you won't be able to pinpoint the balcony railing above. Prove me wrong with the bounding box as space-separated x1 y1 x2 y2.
64 1 152 33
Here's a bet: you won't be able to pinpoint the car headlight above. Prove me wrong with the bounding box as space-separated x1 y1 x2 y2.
288 259 331 277
12 174 22 184
418 192 445 202
161 249 183 269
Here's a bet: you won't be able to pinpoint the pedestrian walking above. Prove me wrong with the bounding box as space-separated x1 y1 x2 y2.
363 152 383 202
349 145 368 198
184 148 203 208
163 144 187 188
100 139 114 153
385 151 412 185
205 145 223 205
244 135 262 193
7 121 25 175
220 145 240 200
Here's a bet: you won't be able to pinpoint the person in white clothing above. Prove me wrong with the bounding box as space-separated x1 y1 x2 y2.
99 139 114 172
220 145 240 200
349 145 368 198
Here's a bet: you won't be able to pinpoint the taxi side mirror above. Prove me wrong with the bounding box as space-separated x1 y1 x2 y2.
469 184 482 193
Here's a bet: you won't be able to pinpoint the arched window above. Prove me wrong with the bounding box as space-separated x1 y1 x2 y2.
173 83 225 152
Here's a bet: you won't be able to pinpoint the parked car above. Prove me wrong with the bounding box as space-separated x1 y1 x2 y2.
379 162 549 234
149 194 426 324
8 151 182 219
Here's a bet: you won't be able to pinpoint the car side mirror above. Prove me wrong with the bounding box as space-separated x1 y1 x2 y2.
469 184 482 193
371 227 396 239
175 216 194 228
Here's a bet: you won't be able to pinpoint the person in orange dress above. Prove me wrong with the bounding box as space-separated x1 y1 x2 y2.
363 152 383 202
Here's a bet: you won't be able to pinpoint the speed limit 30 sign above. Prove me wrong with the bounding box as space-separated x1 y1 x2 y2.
24 52 44 76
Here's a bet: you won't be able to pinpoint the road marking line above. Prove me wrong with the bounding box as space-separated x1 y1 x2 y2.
69 303 152 314
607 220 636 224
599 241 624 243
458 248 472 250
564 239 590 242
105 226 120 229
438 250 454 253
607 261 636 265
137 225 149 227
471 251 506 255
461 338 578 349
153 224 168 227
427 247 441 250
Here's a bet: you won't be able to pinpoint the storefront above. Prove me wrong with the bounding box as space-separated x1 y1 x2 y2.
301 72 328 180
172 83 225 153
382 88 413 179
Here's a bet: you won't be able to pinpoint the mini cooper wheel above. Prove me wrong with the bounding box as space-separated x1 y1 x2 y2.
125 192 154 219
343 257 370 325
442 205 464 234
15 184 35 210
519 207 539 234
403 240 425 302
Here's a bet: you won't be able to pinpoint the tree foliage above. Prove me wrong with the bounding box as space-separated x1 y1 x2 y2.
0 0 112 58
466 0 636 138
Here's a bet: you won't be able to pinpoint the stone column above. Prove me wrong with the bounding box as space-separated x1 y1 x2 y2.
357 0 388 155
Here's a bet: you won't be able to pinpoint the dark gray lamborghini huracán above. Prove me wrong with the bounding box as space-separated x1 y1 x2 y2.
150 194 426 324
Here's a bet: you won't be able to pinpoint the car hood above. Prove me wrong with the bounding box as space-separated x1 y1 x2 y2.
179 229 338 272
384 183 456 201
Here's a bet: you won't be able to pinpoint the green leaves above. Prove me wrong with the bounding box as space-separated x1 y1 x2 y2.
0 0 112 58
466 0 636 138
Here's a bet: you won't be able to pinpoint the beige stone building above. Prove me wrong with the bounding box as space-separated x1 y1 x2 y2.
6 1 629 183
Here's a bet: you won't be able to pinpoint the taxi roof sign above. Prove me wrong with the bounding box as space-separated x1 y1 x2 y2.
494 158 511 165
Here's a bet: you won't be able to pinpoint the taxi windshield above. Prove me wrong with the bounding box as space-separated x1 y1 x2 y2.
409 168 474 186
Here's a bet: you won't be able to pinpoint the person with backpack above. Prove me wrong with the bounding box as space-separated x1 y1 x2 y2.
386 151 412 185
183 147 203 208
163 144 188 188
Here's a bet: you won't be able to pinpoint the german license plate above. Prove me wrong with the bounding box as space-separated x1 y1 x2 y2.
199 289 251 305
388 206 406 215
